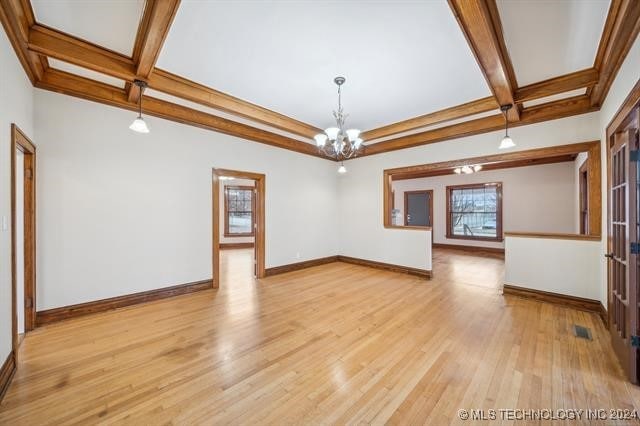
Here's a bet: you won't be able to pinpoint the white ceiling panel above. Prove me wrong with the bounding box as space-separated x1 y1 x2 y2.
32 0 145 56
157 0 491 131
48 58 126 88
498 0 610 86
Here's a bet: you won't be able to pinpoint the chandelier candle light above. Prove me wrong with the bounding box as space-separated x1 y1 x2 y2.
314 76 364 173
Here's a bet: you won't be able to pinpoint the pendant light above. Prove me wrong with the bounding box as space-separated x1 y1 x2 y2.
338 162 347 174
499 104 515 149
129 80 150 134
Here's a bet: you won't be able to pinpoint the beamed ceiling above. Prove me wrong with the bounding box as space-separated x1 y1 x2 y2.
1 0 639 161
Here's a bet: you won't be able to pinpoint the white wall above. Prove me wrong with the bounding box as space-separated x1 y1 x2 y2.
339 112 600 268
392 161 578 249
33 90 339 310
599 36 640 306
505 236 601 300
0 31 34 364
219 178 255 245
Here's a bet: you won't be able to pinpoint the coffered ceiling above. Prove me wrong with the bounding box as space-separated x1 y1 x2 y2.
155 1 491 131
2 0 639 160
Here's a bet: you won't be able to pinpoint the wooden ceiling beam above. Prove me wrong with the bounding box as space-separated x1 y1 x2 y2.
362 95 597 157
361 96 499 142
127 0 181 103
0 0 47 84
29 23 135 79
27 24 321 138
36 68 328 159
448 0 519 121
590 0 640 107
515 68 599 104
147 69 321 138
362 68 600 143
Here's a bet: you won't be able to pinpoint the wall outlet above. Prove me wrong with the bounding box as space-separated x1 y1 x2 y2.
2 216 7 231
296 252 301 259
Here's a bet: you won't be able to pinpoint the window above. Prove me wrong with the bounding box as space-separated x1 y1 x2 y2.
446 182 502 241
224 186 254 236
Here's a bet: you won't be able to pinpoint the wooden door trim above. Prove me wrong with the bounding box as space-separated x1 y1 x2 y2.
579 160 589 234
212 169 265 288
10 124 36 358
403 190 434 228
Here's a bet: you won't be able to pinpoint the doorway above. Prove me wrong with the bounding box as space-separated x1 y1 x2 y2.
404 190 433 228
212 168 265 287
606 81 640 384
579 161 589 234
11 124 36 354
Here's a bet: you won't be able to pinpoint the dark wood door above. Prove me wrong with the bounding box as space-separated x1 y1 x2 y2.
404 190 433 227
609 128 639 384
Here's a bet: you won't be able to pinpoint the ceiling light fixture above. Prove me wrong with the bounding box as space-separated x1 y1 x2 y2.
453 164 483 174
314 76 364 173
129 80 150 134
338 162 347 174
499 104 515 149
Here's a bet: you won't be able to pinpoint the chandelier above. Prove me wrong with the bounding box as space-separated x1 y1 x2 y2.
314 76 364 169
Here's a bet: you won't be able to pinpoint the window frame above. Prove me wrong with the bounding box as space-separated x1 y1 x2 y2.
445 182 503 242
224 185 255 237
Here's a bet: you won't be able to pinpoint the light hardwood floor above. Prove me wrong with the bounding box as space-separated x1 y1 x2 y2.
1 248 639 425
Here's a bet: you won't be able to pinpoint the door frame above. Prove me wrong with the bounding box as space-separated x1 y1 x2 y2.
10 124 36 355
578 160 589 234
403 190 433 228
212 168 265 287
606 78 640 383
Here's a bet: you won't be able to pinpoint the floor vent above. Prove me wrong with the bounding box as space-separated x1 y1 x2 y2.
573 324 592 340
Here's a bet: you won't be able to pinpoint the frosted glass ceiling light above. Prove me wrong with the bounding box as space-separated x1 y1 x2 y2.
314 133 328 147
346 129 361 142
453 164 483 175
325 127 340 140
315 77 364 160
499 104 515 149
129 80 150 134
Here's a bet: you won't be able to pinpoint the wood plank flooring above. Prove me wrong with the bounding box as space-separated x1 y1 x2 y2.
1 248 639 425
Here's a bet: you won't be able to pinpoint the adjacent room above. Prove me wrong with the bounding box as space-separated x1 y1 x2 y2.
0 0 639 424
